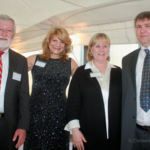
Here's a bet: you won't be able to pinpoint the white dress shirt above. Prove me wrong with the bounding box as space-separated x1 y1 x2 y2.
0 49 9 113
65 60 116 139
136 46 150 126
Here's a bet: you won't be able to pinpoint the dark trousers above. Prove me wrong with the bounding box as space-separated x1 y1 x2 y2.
131 124 150 150
0 116 7 150
0 115 18 150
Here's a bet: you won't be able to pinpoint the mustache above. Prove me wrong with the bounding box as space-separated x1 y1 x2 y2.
0 36 9 40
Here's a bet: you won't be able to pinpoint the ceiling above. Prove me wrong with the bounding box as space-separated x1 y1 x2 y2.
0 0 149 53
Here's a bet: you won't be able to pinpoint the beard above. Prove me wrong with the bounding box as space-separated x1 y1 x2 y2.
0 36 13 49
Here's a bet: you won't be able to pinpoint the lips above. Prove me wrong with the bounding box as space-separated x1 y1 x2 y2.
0 36 8 41
0 38 8 41
140 34 148 37
98 53 105 56
53 47 61 50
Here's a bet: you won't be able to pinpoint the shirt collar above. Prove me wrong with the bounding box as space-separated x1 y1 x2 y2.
141 45 150 51
84 60 116 70
2 48 9 57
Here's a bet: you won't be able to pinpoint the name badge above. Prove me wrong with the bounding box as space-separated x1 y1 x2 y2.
90 72 101 78
12 72 21 81
35 61 46 68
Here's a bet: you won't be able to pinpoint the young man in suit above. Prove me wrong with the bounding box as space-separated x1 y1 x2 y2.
0 14 30 150
121 11 150 150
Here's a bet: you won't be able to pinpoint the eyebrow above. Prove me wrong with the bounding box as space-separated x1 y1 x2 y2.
0 26 13 29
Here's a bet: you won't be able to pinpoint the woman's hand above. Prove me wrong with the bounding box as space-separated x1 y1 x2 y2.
72 128 87 150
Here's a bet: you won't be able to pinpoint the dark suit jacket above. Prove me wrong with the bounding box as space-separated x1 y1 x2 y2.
67 64 122 150
4 49 30 150
121 48 140 150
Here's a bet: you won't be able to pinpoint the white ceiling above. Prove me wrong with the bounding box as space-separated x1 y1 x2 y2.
0 0 149 53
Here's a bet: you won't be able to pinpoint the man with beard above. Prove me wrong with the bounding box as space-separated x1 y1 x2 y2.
0 14 30 150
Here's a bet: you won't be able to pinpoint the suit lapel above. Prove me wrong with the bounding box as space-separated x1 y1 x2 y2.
109 68 119 100
5 49 17 95
86 69 103 98
130 48 140 90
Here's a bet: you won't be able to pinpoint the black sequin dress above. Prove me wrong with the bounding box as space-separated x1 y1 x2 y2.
24 55 71 150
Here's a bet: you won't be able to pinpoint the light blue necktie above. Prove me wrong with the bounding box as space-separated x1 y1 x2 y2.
140 49 150 112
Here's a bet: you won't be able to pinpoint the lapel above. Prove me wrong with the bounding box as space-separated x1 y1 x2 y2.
109 67 119 98
86 68 103 98
5 49 17 95
129 48 140 90
109 68 115 107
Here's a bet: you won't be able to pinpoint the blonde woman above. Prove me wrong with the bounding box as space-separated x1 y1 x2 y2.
24 26 78 150
66 33 122 150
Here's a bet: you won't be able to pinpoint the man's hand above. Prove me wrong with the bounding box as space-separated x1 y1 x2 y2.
12 129 26 148
72 128 87 150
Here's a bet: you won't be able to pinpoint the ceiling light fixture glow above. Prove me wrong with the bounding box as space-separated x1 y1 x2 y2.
70 35 80 45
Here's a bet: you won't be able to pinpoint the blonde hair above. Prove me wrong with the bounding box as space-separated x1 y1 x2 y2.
40 26 72 62
87 33 111 62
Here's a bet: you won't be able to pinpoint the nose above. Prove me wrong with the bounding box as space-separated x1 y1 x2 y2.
140 26 146 33
99 47 103 51
1 29 7 37
56 41 61 46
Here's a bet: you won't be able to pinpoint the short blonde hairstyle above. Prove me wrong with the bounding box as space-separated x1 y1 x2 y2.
40 26 72 62
87 33 111 62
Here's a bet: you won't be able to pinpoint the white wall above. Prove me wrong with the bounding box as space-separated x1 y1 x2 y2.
70 45 84 66
110 44 139 68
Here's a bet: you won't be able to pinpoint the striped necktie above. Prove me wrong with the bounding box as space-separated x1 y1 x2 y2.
0 52 4 90
140 49 150 112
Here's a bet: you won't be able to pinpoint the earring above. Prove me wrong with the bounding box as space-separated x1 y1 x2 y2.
90 49 93 56
63 49 65 54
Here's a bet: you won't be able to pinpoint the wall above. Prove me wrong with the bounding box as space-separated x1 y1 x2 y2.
110 44 139 67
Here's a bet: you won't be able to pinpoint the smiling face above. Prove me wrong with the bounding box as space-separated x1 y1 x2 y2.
0 20 14 51
49 35 65 59
90 39 110 64
135 18 150 48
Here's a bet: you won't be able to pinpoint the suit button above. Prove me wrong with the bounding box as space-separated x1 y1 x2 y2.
134 97 136 100
133 116 135 119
